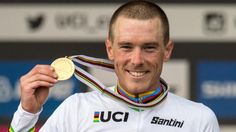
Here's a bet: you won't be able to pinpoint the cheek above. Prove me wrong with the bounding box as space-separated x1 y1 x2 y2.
146 52 163 63
147 53 164 72
113 51 128 64
113 57 125 70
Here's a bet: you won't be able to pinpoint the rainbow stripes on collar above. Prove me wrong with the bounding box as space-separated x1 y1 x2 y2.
70 55 169 109
116 84 164 104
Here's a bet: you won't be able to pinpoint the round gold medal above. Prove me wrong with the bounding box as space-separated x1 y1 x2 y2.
51 57 75 80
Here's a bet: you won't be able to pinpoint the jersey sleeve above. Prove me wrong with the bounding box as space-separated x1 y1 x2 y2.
200 104 220 132
9 103 42 132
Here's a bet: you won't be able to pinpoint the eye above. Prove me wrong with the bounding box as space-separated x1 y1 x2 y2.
145 46 156 49
118 42 133 51
121 45 132 49
143 44 158 52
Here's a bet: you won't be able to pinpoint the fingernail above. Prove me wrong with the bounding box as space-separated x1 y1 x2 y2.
50 67 54 71
53 73 58 78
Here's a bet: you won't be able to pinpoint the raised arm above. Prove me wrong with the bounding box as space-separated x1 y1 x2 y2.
10 65 58 132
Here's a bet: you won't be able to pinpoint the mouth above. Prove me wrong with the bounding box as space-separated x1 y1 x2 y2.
127 70 148 78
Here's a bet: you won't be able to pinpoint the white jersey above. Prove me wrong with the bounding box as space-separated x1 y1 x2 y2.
11 86 220 132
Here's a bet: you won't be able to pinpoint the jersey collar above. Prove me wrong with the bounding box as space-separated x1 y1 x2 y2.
116 82 165 104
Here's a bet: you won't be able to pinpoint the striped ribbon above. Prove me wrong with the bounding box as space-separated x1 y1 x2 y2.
70 55 169 109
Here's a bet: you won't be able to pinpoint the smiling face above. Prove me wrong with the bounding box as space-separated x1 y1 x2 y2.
106 16 173 95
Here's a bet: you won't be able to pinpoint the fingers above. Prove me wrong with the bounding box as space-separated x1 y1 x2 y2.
20 64 59 113
28 65 56 75
21 65 58 90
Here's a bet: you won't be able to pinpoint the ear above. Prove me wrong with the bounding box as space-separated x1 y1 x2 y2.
164 40 174 62
105 38 114 61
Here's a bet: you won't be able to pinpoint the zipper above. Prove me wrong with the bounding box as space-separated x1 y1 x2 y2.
136 110 141 132
139 97 143 104
137 97 143 132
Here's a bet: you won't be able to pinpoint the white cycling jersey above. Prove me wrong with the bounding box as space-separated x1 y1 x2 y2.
11 85 220 132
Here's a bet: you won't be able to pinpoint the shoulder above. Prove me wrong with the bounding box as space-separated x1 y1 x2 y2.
167 93 219 127
168 93 218 119
168 93 207 109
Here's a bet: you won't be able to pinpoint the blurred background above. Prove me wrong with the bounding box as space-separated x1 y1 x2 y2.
0 0 235 131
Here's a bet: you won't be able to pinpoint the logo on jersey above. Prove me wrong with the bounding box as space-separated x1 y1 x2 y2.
151 116 184 128
93 111 129 123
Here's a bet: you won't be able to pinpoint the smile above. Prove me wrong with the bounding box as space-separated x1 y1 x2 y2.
127 70 148 77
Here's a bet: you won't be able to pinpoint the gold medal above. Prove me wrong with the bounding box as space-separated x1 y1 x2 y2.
51 57 75 80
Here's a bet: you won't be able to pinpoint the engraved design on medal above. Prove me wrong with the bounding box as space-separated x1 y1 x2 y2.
51 57 75 80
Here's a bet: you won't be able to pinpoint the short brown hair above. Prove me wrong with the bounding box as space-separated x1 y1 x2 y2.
108 0 170 45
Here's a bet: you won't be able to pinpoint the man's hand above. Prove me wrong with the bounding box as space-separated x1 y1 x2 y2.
20 65 58 113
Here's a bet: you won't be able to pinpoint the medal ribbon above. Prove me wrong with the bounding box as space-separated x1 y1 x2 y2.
70 55 169 109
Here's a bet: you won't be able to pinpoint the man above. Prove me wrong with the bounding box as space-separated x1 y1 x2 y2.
10 1 220 131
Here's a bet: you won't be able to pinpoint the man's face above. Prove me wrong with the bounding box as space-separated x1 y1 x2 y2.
106 16 173 95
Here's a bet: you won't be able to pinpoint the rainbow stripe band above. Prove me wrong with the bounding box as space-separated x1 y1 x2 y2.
8 126 14 132
71 55 169 109
116 84 164 104
93 112 100 122
8 126 35 132
75 55 114 69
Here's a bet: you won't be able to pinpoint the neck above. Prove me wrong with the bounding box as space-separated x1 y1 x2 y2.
116 84 164 104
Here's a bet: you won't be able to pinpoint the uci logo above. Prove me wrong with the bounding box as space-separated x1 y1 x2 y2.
93 111 129 123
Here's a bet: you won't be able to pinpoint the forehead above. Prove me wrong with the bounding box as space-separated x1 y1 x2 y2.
113 17 163 42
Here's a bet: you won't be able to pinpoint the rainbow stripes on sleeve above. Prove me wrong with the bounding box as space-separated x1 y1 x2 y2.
8 126 35 132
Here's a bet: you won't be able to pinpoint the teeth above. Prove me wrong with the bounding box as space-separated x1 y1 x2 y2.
129 71 146 77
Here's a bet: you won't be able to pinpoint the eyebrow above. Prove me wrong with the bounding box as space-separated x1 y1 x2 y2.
117 41 159 45
117 41 132 46
143 42 159 46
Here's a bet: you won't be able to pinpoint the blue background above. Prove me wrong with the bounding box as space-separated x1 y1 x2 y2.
197 61 236 120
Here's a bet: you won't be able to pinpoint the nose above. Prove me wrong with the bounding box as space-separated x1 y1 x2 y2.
131 48 144 66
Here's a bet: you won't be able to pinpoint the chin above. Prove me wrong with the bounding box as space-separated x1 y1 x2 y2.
126 84 148 94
